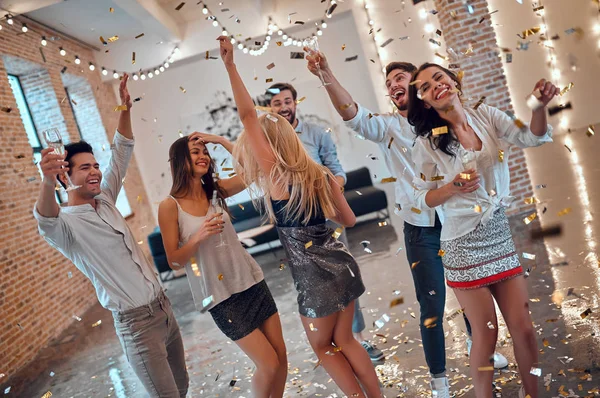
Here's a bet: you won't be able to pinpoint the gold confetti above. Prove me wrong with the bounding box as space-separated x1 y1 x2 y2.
438 249 445 257
524 197 539 204
557 207 572 216
266 62 275 70
332 227 343 239
137 240 143 245
41 392 52 398
411 261 421 269
450 10 457 19
92 320 102 327
530 298 541 302
498 149 504 162
474 204 482 213
295 96 306 104
113 105 128 112
135 33 145 39
387 137 394 149
107 35 119 42
378 221 388 227
435 52 449 61
238 204 245 210
431 176 444 181
341 44 346 50
473 96 486 110
456 70 465 82
478 366 494 371
313 359 323 370
459 172 472 180
276 41 283 46
587 125 595 137
218 274 224 281
71 99 77 106
179 86 186 93
339 103 353 111
309 323 318 331
518 26 541 39
420 172 426 181
513 118 526 129
222 167 234 171
131 52 136 64
543 338 550 347
409 80 422 86
389 297 404 308
305 241 313 249
424 317 438 328
560 82 574 96
411 207 422 214
279 263 285 270
381 177 397 183
109 7 114 12
175 2 185 11
432 126 448 135
551 290 564 305
136 195 142 203
523 212 537 224
266 78 273 83
580 308 592 319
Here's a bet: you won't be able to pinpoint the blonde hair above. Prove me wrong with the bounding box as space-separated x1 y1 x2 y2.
233 113 338 225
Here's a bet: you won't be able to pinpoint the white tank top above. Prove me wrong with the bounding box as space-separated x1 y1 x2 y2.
168 196 264 312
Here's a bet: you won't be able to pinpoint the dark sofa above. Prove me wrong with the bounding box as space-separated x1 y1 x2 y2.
147 167 388 279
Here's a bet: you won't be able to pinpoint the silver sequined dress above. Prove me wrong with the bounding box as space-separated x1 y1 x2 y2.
272 200 365 318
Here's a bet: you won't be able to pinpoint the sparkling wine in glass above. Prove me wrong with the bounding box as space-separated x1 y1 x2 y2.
210 189 228 248
462 148 481 211
305 37 331 88
43 128 80 191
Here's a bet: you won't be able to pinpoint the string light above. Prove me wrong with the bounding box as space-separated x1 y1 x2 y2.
74 55 81 65
113 71 119 79
148 71 153 78
133 74 139 81
21 23 27 33
88 62 95 71
101 67 108 76
41 36 47 46
59 47 66 56
202 3 208 14
140 73 146 80
7 15 13 25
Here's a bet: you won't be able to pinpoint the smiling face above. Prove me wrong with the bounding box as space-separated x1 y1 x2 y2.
386 69 412 110
62 152 102 198
188 139 211 177
414 66 460 112
269 89 297 126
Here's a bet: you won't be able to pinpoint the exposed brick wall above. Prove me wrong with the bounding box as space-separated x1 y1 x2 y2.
433 0 535 215
0 16 155 381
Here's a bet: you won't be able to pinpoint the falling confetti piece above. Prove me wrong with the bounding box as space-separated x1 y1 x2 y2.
587 125 595 137
523 196 539 204
72 315 81 321
135 33 145 39
432 126 448 136
107 35 119 42
4 387 10 394
431 176 444 181
109 7 114 12
523 212 537 224
518 26 541 39
266 78 274 83
92 320 102 327
279 263 285 270
305 241 313 249
411 261 421 269
378 221 388 227
580 308 592 319
498 149 504 162
179 86 186 93
175 2 185 10
557 208 572 216
473 96 486 110
290 52 305 59
49 372 55 377
332 227 343 239
560 82 574 96
438 249 445 257
113 105 128 112
523 252 536 260
41 392 52 398
424 317 438 328
266 62 275 70
380 38 394 47
387 136 394 149
238 203 245 210
487 321 495 329
411 207 422 214
381 177 397 183
530 367 542 376
218 274 224 281
479 366 494 371
339 103 353 111
473 204 483 213
374 313 390 329
309 323 318 331
341 44 346 50
390 297 404 308
345 55 358 62
295 96 306 104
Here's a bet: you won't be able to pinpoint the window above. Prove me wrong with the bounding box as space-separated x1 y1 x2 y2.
8 75 42 166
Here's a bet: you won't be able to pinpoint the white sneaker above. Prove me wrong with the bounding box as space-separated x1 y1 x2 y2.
430 376 450 398
466 337 509 369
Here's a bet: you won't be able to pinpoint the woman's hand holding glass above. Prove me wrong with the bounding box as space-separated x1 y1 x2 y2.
449 169 480 194
192 214 224 244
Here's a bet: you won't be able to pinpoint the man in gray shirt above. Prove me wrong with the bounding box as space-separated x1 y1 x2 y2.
267 82 384 362
34 74 188 398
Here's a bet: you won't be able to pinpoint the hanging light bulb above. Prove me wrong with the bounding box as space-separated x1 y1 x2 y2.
154 69 159 75
202 4 208 14
277 30 283 36
222 29 228 36
272 24 278 31
74 55 81 65
21 23 28 32
140 73 146 80
369 20 374 26
41 36 47 46
230 37 236 44
113 71 119 79
174 47 180 55
266 35 271 41
242 47 248 54
282 34 288 40
237 43 244 49
168 56 175 63
317 29 323 36
59 47 66 56
88 62 95 71
164 62 170 68
101 67 107 76
148 72 154 78
159 66 165 72
133 74 139 81
425 23 434 33
7 15 13 25
212 20 219 27
419 8 428 19
321 20 327 29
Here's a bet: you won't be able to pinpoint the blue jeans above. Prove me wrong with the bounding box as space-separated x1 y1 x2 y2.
404 215 447 375
325 220 366 334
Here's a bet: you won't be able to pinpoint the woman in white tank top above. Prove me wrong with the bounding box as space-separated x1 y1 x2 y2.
158 132 287 398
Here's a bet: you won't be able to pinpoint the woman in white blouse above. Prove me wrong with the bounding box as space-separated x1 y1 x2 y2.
406 63 557 398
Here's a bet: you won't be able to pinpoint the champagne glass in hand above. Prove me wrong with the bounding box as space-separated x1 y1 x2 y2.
209 187 228 248
304 37 331 87
43 128 80 191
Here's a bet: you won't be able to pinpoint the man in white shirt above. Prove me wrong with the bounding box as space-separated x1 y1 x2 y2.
266 82 384 362
305 52 508 397
34 74 188 398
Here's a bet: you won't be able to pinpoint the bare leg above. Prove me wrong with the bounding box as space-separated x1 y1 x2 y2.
235 327 282 398
333 300 382 397
259 313 288 398
300 312 365 397
453 287 498 398
490 276 539 398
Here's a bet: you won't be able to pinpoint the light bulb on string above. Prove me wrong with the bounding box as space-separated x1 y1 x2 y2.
425 23 434 33
419 8 428 19
277 30 283 36
154 69 159 75
141 73 146 80
317 29 322 36
159 66 165 72
21 24 28 32
242 47 248 54
133 74 139 81
59 47 66 56
102 67 108 76
230 37 236 44
164 62 170 68
41 36 47 46
148 72 153 78
202 4 208 14
222 29 228 36
113 71 119 79
321 20 327 28
237 43 243 49
7 15 13 25
88 63 95 71
74 55 81 65
212 20 219 27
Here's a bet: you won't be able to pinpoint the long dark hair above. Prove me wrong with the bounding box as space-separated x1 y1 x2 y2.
407 63 462 157
168 136 229 213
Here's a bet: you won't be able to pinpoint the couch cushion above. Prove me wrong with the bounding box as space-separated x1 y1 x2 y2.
148 230 166 257
344 167 373 191
344 186 388 217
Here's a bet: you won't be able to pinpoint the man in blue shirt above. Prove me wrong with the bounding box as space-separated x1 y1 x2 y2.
267 82 384 362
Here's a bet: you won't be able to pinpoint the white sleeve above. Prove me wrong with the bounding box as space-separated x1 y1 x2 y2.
344 103 390 143
412 138 438 211
101 130 135 204
33 206 74 249
485 104 553 148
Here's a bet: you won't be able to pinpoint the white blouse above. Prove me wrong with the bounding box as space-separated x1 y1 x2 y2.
412 103 553 241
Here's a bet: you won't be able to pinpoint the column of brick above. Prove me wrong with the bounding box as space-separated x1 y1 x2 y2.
432 0 536 215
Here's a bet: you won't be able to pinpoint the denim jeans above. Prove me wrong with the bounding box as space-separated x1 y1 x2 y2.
113 291 189 398
325 219 366 334
403 215 447 375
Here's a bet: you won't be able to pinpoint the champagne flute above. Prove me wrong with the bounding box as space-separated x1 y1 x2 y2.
305 37 331 88
43 128 80 191
209 188 228 248
462 148 481 211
